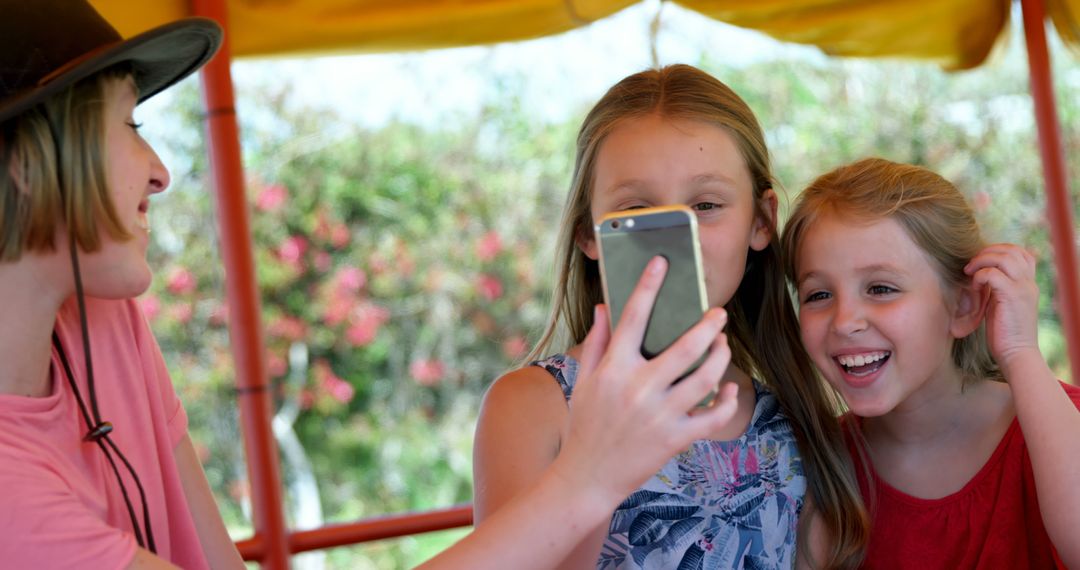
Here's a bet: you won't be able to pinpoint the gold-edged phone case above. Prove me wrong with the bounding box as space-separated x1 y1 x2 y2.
596 204 709 374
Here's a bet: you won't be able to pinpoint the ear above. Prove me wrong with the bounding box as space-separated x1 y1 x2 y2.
949 281 988 339
575 219 599 261
749 188 778 252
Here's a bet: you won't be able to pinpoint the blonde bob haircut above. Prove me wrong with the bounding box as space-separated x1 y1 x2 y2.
0 65 133 262
781 157 1000 385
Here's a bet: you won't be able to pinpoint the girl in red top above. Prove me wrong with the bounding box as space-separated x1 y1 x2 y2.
781 158 1080 569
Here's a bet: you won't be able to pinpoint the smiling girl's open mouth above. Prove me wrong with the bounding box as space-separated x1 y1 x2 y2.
835 351 891 377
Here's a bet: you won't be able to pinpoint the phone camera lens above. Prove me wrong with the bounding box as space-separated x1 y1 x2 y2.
611 220 620 229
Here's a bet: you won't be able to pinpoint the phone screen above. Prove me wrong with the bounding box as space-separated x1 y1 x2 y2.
597 206 708 364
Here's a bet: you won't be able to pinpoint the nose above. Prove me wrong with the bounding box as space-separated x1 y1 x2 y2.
831 295 867 337
148 144 170 194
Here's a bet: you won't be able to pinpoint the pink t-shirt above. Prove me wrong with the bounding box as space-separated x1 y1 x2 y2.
0 297 208 569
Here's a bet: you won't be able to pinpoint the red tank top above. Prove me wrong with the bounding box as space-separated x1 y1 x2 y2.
847 382 1080 569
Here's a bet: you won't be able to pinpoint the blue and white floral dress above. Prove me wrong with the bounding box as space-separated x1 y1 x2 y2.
534 353 805 570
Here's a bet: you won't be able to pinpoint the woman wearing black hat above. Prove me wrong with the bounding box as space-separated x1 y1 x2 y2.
0 1 243 568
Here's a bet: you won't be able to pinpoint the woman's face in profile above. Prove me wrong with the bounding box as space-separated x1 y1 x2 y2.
80 75 171 299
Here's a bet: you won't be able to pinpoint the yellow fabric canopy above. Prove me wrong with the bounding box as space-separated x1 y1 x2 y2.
90 1 635 57
677 0 1009 70
90 0 1079 69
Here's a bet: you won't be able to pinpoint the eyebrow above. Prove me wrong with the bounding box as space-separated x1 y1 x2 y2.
795 271 821 287
605 172 738 195
796 264 905 286
690 173 737 187
856 263 906 277
605 180 646 195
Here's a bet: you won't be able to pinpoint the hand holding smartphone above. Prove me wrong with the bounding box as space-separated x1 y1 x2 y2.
596 205 710 378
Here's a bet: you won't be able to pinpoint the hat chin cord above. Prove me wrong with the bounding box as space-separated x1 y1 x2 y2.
51 233 156 554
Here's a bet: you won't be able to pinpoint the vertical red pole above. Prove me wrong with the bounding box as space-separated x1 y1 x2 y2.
189 0 291 567
1021 0 1080 383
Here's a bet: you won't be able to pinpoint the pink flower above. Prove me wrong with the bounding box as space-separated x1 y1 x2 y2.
314 251 332 273
330 224 350 249
278 236 308 266
476 274 503 301
169 303 194 324
501 335 529 360
973 190 992 213
267 353 288 378
315 360 354 404
336 267 367 294
269 316 307 342
324 376 355 404
323 296 353 326
476 230 503 262
410 359 445 386
138 295 161 321
345 322 377 346
255 184 288 212
166 268 197 295
369 254 390 276
345 303 390 346
209 303 229 326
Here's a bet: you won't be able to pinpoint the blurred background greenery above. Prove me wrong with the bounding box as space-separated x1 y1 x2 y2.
137 3 1078 567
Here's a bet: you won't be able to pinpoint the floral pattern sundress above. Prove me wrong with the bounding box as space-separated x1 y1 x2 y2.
534 353 805 570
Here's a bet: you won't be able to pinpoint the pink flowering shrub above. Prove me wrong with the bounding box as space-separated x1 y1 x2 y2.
409 359 445 386
255 183 288 212
166 267 197 295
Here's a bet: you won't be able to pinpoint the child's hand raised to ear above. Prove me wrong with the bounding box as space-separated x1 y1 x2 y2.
965 243 1042 370
965 246 1080 568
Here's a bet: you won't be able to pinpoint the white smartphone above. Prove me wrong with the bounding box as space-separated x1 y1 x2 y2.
596 204 709 377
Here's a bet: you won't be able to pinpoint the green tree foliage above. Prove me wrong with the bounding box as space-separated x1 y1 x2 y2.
142 39 1077 568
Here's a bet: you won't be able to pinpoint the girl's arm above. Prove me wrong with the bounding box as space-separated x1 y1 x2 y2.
425 256 739 569
967 244 1080 566
426 452 629 570
472 364 610 566
173 434 246 569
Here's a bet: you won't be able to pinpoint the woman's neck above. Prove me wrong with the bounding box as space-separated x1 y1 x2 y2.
0 258 71 398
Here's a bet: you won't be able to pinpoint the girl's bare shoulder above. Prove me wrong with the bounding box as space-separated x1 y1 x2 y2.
479 363 570 428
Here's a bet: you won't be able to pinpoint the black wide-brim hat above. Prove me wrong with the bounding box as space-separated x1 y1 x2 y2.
0 0 223 123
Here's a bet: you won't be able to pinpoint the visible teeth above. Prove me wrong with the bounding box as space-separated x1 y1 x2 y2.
837 351 888 368
136 212 149 233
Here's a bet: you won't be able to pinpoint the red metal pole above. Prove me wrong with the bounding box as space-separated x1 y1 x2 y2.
189 0 291 567
1021 0 1080 383
288 505 472 554
234 504 473 559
